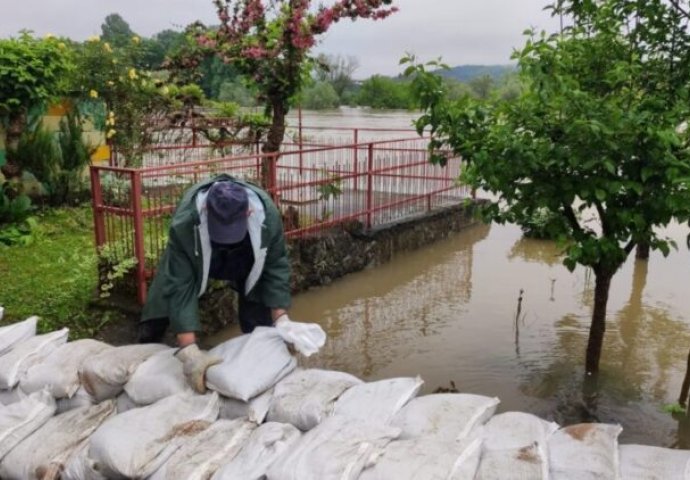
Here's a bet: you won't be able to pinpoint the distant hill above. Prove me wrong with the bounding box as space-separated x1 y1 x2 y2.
436 65 516 83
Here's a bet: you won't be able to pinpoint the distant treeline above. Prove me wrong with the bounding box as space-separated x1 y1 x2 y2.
90 13 522 111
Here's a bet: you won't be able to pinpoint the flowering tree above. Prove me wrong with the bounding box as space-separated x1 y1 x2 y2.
72 36 202 166
190 0 397 185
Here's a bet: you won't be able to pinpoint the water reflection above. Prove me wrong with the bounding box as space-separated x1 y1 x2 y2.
298 223 490 378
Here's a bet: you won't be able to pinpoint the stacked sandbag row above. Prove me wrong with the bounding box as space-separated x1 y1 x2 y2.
1 310 689 479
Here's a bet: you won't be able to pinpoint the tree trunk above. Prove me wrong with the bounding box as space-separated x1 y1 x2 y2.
636 242 650 260
679 347 690 408
261 100 287 190
585 268 614 375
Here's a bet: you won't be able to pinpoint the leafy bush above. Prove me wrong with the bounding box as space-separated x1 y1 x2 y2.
8 122 61 191
55 111 94 204
520 208 570 240
0 181 37 246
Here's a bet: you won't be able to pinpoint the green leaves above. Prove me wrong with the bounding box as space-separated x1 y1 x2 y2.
409 0 690 282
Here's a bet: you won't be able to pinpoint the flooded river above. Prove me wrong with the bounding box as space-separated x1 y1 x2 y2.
218 109 690 448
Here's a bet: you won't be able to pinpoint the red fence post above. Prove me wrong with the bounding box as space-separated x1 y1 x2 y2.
90 166 106 249
353 129 359 191
366 143 374 229
130 170 148 305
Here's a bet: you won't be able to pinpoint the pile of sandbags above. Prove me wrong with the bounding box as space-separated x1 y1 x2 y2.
0 312 688 479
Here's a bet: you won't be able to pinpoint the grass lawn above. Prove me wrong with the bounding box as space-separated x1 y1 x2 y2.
0 206 118 338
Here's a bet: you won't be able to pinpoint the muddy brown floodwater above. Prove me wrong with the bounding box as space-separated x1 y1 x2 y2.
215 109 690 447
211 219 690 448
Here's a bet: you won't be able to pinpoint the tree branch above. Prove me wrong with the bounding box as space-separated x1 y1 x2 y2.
670 0 690 21
562 202 585 236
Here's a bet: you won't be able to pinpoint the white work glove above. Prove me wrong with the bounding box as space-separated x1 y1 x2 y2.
274 315 326 357
174 344 222 394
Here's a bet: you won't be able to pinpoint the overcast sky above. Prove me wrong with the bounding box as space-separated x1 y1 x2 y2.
0 0 562 78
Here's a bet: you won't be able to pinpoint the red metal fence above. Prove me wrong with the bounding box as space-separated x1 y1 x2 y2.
92 134 468 304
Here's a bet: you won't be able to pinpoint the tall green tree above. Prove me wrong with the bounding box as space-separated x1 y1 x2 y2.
101 13 136 49
407 0 690 375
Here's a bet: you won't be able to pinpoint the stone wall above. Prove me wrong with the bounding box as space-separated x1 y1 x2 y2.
288 201 484 292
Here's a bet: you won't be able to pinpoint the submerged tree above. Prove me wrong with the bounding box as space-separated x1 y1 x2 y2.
407 0 690 375
188 0 397 186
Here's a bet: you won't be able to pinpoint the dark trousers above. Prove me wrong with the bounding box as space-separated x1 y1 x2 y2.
138 295 273 343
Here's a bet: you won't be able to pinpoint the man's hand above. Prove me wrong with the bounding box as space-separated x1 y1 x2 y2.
274 315 326 357
174 344 222 394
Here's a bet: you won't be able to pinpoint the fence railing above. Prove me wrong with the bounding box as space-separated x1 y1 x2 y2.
92 136 468 304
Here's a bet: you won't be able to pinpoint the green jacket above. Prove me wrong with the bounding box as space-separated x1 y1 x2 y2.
141 175 291 334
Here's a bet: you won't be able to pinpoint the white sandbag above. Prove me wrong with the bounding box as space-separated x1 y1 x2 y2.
80 343 168 401
219 388 273 424
549 423 622 480
391 393 500 441
619 444 690 480
481 411 559 450
21 339 111 398
0 328 68 389
88 391 220 479
0 315 37 355
360 437 483 480
0 400 115 480
0 388 26 406
149 419 256 480
116 391 141 414
475 442 549 480
62 441 107 480
212 422 301 480
124 348 190 405
333 376 423 424
267 415 400 480
267 368 362 431
0 389 56 460
56 387 96 414
207 327 297 401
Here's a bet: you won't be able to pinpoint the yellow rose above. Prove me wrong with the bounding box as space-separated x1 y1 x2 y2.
107 80 115 86
132 35 140 44
106 129 117 139
128 68 138 80
89 90 99 99
103 42 113 53
87 35 100 42
161 86 170 95
43 33 55 39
